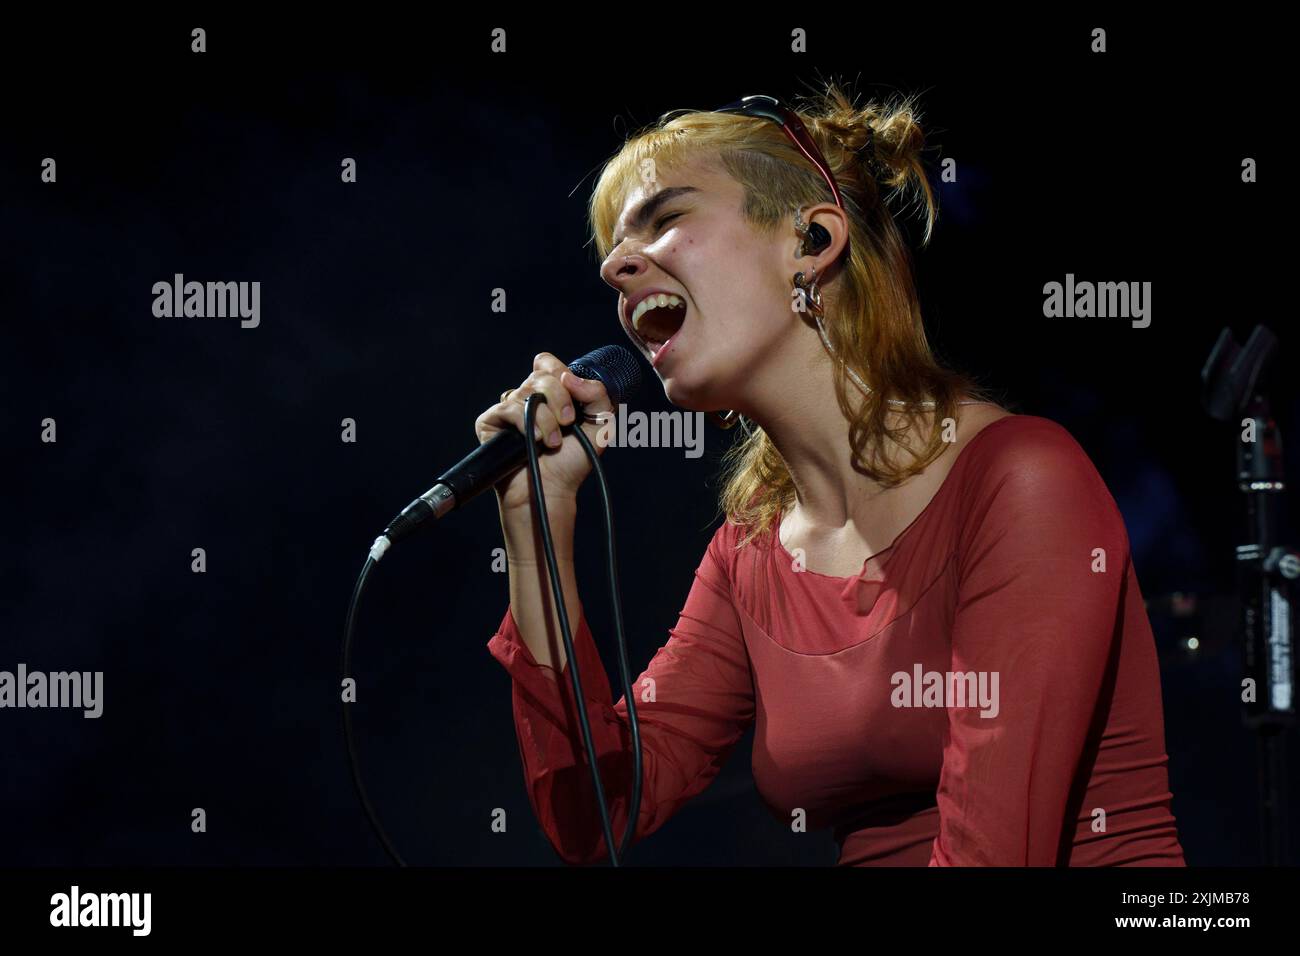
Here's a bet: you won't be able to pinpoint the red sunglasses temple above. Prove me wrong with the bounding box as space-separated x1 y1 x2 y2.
780 112 845 209
716 97 845 210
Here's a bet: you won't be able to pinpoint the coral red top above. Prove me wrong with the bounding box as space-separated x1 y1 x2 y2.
486 415 1186 865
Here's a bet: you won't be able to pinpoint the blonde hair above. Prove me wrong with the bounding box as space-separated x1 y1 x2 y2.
588 81 985 547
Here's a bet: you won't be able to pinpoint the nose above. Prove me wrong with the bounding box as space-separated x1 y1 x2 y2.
600 252 647 292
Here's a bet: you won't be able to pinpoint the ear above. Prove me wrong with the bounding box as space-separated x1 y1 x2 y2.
790 202 849 277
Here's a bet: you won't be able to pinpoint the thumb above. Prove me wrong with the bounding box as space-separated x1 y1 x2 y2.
563 370 617 448
563 370 613 412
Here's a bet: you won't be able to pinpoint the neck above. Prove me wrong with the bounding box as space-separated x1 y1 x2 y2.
737 333 923 532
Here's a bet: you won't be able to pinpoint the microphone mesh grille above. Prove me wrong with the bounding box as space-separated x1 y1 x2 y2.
567 345 643 405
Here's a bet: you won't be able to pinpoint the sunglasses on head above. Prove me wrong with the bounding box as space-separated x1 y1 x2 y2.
713 94 845 210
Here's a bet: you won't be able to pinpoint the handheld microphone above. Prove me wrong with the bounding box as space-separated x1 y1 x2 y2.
369 344 643 561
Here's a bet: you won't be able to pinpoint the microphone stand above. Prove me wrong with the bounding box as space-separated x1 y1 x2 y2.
1202 325 1297 865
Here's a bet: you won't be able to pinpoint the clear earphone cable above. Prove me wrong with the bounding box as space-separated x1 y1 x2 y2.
811 311 983 409
811 310 934 408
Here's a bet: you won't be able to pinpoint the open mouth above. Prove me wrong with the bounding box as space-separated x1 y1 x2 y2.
627 294 688 361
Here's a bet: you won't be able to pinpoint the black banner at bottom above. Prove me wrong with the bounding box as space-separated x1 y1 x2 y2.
0 866 1293 942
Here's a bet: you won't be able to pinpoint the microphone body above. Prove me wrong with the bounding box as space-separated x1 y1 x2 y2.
370 345 642 560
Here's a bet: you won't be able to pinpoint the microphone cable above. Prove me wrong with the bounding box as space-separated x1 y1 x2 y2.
341 393 644 867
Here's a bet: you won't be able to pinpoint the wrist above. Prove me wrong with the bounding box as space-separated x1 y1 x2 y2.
500 496 577 529
501 498 578 560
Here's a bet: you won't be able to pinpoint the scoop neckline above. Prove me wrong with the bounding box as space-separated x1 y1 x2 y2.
773 413 1019 581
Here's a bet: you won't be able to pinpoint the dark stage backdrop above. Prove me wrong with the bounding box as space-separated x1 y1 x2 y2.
3 14 1291 866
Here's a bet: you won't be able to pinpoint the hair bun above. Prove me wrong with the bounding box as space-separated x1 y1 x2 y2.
852 125 878 163
830 120 882 177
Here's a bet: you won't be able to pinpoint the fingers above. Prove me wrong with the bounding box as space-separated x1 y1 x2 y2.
536 352 613 418
478 397 553 446
523 360 572 446
475 352 618 449
476 354 570 448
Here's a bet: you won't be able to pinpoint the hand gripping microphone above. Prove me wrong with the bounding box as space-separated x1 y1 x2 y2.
345 342 647 868
369 344 643 561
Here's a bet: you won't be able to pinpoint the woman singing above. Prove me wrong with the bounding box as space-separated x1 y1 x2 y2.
476 82 1186 866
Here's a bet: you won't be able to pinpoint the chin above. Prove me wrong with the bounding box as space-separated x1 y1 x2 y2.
661 352 745 413
659 372 720 414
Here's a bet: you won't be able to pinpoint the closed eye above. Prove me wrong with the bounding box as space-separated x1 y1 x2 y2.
653 212 682 233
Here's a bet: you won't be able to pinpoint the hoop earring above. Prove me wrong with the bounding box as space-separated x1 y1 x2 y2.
792 263 825 319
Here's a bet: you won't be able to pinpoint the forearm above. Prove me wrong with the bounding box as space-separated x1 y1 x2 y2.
500 497 582 675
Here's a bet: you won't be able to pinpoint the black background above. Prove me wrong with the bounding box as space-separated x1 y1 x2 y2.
3 13 1292 866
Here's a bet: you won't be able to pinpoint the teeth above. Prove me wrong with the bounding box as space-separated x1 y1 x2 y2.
631 293 684 332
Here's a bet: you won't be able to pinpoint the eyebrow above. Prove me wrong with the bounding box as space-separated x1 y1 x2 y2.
612 186 700 246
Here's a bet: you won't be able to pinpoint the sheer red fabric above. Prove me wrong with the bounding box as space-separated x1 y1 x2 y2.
486 415 1186 866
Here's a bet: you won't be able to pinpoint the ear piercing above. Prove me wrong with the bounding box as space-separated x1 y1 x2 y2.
707 207 966 429
793 264 825 318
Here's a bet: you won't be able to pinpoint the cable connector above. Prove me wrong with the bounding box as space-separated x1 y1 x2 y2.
368 535 392 563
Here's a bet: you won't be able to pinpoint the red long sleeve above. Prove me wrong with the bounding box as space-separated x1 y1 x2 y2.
486 526 755 865
927 423 1163 865
486 416 1183 866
